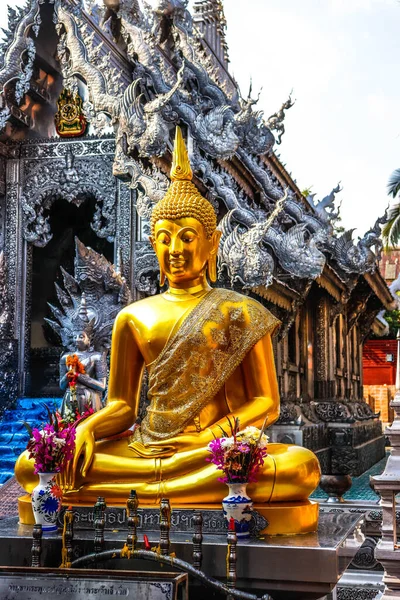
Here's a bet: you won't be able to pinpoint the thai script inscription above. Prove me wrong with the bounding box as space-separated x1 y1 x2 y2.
6 582 129 596
2 577 178 600
59 507 226 532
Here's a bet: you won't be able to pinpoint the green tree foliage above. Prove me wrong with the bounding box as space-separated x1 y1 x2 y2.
382 168 400 248
333 215 345 235
382 309 400 338
301 187 313 197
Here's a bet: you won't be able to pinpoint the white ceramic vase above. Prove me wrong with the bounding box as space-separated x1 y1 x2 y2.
31 472 62 532
222 482 253 538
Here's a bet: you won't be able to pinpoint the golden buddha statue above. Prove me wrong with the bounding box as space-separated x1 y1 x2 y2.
16 127 320 534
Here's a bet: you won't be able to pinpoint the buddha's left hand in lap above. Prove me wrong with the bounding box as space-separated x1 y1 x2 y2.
134 429 214 453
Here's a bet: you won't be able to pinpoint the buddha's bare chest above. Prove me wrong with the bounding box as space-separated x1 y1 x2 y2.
133 297 201 364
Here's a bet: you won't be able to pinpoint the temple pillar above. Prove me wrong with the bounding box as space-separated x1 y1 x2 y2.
115 180 135 297
0 145 6 248
0 149 18 411
305 303 315 399
315 295 330 399
4 156 29 396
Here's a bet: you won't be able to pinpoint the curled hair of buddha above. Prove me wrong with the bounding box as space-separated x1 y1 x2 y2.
151 127 217 239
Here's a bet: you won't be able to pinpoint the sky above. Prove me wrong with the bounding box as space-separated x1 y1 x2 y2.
1 0 400 235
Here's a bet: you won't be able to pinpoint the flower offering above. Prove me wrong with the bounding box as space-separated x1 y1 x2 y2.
206 418 269 538
206 419 268 484
24 407 76 475
66 353 86 408
24 406 77 531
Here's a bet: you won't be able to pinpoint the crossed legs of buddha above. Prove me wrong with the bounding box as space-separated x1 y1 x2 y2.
15 440 320 505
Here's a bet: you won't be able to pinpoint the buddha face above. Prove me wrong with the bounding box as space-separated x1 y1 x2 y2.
150 217 221 287
75 331 90 351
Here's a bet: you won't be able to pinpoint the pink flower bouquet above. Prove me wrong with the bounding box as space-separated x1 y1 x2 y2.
24 407 76 474
206 418 268 484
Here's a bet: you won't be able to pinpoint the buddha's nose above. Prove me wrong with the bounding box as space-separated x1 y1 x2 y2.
170 237 183 255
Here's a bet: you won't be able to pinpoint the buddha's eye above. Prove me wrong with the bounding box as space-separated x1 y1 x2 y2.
181 232 196 243
157 235 170 245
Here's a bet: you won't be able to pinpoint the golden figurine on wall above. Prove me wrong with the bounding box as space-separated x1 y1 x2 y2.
55 88 87 138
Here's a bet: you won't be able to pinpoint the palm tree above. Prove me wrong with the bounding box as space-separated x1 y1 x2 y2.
383 168 400 247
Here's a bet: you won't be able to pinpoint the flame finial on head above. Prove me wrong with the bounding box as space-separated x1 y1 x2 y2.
150 126 217 239
78 292 89 322
170 126 193 182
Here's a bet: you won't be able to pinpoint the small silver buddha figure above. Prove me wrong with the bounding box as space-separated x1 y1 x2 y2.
59 328 107 417
53 293 107 418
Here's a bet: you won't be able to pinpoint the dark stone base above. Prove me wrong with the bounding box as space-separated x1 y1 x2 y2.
331 435 385 477
314 447 330 474
270 421 385 477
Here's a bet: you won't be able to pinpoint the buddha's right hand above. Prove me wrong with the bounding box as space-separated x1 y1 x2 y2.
62 422 95 491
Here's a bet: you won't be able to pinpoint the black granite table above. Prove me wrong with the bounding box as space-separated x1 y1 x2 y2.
0 512 364 600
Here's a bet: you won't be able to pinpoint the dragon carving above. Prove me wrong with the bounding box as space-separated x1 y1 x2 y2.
55 3 119 117
234 84 275 155
218 192 287 288
331 213 386 274
46 238 131 352
306 183 342 226
0 0 43 129
266 94 294 145
267 224 326 280
118 63 184 158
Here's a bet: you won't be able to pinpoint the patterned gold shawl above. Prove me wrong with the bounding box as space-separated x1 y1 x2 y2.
131 288 279 447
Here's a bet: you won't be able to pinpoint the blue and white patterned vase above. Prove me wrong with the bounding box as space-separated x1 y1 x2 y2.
222 482 253 538
31 472 62 532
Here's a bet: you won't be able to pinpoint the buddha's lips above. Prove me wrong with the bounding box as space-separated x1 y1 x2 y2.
170 260 185 268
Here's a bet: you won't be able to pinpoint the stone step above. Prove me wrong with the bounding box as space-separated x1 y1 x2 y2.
0 444 23 456
0 397 62 485
0 432 28 444
0 421 37 434
16 398 61 411
0 457 19 471
0 471 15 484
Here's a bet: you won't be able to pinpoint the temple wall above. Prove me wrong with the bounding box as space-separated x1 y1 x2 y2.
364 384 394 426
270 288 386 476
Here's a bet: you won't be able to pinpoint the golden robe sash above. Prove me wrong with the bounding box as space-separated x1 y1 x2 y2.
131 288 279 446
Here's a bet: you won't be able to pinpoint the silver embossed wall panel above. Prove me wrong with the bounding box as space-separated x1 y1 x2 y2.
0 156 5 250
4 136 131 395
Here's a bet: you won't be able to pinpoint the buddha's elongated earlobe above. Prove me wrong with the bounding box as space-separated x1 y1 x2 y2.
207 254 217 283
159 267 166 287
207 229 221 283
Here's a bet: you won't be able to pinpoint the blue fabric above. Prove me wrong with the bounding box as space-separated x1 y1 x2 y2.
0 398 62 484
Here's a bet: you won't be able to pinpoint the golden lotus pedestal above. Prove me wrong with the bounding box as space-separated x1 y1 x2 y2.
18 494 318 536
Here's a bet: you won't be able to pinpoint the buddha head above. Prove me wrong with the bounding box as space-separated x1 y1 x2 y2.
75 331 90 351
71 294 94 351
150 127 221 287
